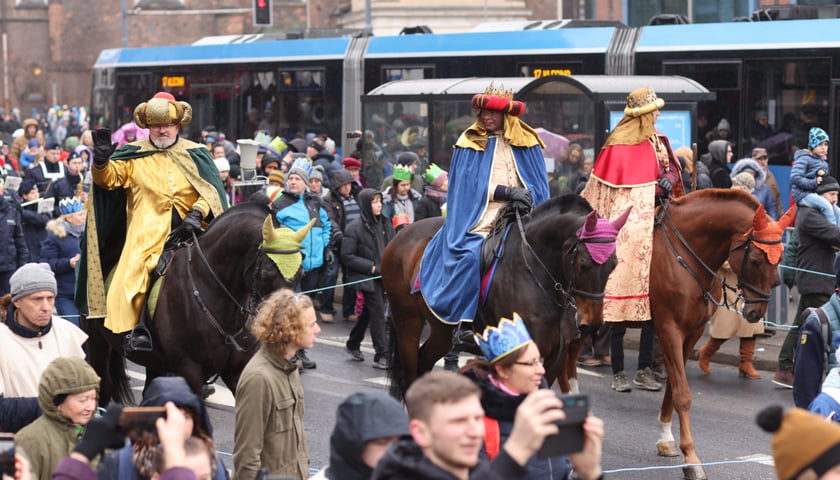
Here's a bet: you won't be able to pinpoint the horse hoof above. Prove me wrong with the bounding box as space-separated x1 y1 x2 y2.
656 441 680 457
682 465 708 480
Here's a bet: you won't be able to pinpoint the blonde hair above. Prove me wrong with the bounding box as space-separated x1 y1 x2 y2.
250 288 313 353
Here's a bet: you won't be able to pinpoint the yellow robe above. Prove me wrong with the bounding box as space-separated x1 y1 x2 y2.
92 147 219 333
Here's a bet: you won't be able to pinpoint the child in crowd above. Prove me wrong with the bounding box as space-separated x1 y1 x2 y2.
790 127 840 225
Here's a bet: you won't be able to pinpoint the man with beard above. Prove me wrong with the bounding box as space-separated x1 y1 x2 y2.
77 92 227 352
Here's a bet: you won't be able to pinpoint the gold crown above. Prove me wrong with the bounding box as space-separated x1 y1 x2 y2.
483 82 514 100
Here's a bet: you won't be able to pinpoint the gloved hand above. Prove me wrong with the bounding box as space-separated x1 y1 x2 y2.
74 404 126 461
92 128 117 167
657 177 672 198
506 187 533 214
324 248 335 266
183 209 203 232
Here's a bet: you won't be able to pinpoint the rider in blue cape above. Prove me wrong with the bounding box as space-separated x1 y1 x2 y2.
419 84 549 351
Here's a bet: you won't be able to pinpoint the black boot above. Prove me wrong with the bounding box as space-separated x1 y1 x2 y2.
297 349 317 369
452 321 481 355
125 325 153 353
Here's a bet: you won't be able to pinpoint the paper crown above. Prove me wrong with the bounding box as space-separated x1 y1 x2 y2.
393 165 413 182
471 82 525 117
476 313 534 364
133 92 192 128
424 163 447 187
59 197 84 215
624 87 665 117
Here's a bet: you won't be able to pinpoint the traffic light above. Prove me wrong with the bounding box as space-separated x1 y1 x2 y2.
254 0 272 27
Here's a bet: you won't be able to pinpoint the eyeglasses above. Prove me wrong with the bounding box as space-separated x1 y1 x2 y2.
514 357 544 367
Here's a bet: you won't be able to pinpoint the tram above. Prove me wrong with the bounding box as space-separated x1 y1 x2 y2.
92 17 840 200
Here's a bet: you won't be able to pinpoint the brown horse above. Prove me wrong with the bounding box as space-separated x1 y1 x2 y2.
563 189 794 480
84 201 312 404
382 194 630 399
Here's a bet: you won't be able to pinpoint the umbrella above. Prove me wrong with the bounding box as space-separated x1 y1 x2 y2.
111 121 150 148
756 132 794 154
534 127 569 161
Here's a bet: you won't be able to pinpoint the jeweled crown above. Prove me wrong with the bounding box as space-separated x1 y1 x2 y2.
483 82 514 100
59 197 84 215
476 313 534 364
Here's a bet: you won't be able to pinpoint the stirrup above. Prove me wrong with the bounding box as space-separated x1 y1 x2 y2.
125 326 154 353
452 323 481 355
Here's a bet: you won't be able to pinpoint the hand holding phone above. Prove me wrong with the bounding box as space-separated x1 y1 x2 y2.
537 394 589 458
118 406 167 442
0 433 15 478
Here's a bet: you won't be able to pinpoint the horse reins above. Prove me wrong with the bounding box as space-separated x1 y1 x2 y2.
729 234 776 304
514 210 609 309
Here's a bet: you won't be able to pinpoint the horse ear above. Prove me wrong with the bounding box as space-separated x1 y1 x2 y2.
610 206 633 231
753 204 768 231
777 204 797 230
584 210 598 232
291 218 317 244
262 215 274 242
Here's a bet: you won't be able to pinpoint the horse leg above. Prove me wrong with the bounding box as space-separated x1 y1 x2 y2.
674 325 709 480
418 323 454 373
84 320 113 406
388 310 425 400
654 322 684 459
562 335 587 393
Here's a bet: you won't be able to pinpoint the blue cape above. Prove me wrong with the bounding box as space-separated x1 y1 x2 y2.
419 136 548 324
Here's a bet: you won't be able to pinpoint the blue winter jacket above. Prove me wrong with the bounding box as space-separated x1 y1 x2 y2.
793 294 840 408
39 219 82 298
791 149 830 204
274 191 332 273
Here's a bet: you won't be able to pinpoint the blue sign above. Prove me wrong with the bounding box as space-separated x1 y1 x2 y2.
609 111 692 150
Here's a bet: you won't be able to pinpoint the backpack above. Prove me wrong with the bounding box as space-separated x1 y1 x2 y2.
802 306 833 380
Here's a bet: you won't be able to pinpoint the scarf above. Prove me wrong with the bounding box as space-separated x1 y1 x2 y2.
423 185 447 204
393 193 415 223
63 219 85 238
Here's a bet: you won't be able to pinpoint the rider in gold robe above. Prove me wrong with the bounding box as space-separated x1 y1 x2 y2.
76 92 227 351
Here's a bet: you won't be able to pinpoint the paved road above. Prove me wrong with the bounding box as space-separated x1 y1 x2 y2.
128 318 794 479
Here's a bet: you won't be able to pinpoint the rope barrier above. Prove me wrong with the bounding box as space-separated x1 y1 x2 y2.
603 456 773 474
297 275 382 296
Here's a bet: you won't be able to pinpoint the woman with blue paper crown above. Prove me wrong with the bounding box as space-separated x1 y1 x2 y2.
41 197 86 324
460 313 606 480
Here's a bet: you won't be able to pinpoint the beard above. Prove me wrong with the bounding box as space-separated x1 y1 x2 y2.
151 135 176 149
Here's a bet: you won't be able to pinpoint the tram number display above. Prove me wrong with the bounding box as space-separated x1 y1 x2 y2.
161 76 187 88
532 68 572 78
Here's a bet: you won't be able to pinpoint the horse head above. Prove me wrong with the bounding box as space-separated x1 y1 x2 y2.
729 203 796 323
571 206 631 332
255 216 316 295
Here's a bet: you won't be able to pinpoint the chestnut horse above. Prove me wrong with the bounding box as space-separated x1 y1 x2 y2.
381 194 629 399
563 189 794 480
84 202 310 404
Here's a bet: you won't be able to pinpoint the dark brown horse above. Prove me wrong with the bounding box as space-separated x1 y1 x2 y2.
382 194 629 399
563 189 794 480
84 201 311 404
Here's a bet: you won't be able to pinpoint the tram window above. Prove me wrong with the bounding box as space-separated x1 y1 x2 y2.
663 61 740 91
381 66 434 83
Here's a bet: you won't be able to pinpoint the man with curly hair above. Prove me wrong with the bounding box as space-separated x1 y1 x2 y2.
233 288 321 480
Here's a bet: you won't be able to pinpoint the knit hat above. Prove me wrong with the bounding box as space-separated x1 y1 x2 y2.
716 118 731 132
268 169 286 186
471 82 525 117
28 138 40 148
262 153 281 171
810 127 830 150
757 405 840 480
310 165 324 182
342 157 362 170
38 356 100 414
396 151 419 167
288 138 306 153
266 185 283 203
816 175 840 195
10 263 57 301
134 92 192 128
331 169 354 187
424 163 448 188
731 172 755 193
289 158 312 184
623 87 665 118
213 157 230 173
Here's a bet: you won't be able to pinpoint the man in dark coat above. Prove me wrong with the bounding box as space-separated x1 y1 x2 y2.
44 150 85 215
23 141 65 195
0 177 29 294
322 168 362 321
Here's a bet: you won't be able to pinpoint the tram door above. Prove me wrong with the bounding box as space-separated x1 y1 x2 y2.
830 79 840 175
188 77 235 143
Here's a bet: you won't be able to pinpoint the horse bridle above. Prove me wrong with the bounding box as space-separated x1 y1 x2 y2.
656 202 773 309
185 231 301 352
514 210 611 309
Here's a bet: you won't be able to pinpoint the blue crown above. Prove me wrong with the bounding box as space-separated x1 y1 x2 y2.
476 313 534 364
290 157 312 175
59 197 84 215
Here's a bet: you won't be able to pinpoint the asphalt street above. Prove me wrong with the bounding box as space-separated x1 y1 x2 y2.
127 317 795 479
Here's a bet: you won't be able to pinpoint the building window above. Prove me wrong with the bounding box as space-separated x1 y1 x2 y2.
133 0 186 9
15 0 47 9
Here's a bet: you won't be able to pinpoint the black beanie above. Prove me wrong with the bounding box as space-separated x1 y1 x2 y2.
817 175 840 195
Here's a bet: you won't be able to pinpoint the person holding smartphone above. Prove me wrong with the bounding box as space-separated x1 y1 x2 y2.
460 313 605 480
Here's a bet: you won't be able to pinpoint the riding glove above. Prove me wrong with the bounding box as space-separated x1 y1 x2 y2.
657 177 672 198
92 128 117 167
183 209 204 232
74 405 126 460
506 187 534 213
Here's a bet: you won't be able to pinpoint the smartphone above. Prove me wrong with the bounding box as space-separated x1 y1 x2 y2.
0 433 14 477
537 394 589 458
118 406 166 441
345 131 362 139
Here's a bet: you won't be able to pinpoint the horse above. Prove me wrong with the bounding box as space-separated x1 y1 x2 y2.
561 188 794 480
84 201 313 404
381 194 630 399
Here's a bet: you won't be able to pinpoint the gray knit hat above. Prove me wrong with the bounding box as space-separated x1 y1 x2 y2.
10 263 57 301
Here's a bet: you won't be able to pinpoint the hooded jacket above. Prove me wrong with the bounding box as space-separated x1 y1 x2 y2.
340 189 395 293
15 356 100 480
316 392 409 480
731 158 778 220
703 140 732 189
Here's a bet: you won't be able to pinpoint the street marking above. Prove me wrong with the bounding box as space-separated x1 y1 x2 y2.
125 367 236 409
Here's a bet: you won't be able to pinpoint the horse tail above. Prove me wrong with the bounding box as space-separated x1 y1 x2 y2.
108 348 134 405
387 314 405 401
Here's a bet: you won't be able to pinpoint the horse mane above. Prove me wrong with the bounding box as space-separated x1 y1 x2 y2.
204 201 271 234
530 194 593 221
670 188 760 211
200 201 272 249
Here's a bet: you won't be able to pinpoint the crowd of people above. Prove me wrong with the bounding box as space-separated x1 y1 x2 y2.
1 82 839 480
